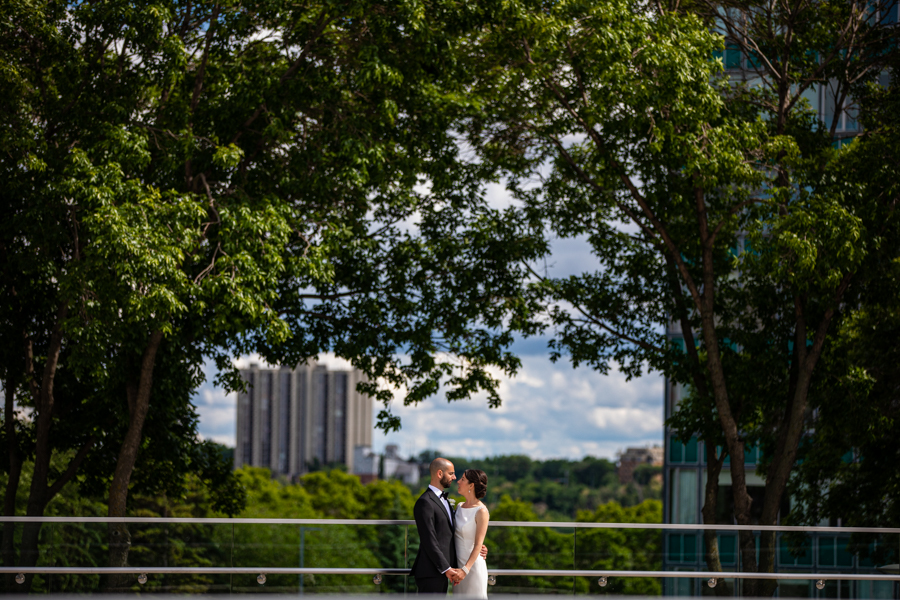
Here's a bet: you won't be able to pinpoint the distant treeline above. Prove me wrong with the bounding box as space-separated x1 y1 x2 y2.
413 452 662 520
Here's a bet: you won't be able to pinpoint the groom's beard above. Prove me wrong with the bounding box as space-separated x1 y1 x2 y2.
439 474 452 489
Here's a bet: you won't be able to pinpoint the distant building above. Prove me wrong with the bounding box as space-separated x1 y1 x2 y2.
353 444 419 485
234 362 372 477
616 445 664 484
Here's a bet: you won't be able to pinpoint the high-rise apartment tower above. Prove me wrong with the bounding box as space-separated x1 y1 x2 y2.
234 362 372 477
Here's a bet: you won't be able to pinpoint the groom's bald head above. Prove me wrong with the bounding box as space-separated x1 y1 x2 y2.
430 457 451 477
429 457 455 489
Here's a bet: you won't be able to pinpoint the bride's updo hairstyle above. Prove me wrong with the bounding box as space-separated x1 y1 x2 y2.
464 469 488 499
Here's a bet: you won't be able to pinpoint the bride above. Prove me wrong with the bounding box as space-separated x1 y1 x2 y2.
453 469 490 598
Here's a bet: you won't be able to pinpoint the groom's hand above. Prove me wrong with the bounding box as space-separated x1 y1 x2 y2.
445 568 462 583
480 545 488 560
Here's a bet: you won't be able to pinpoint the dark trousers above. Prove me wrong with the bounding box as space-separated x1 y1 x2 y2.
416 576 449 594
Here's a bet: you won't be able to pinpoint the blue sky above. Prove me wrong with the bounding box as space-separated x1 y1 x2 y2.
192 183 666 462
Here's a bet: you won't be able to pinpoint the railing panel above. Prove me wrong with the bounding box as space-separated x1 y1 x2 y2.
1 518 898 596
575 525 662 596
232 523 409 594
482 525 576 594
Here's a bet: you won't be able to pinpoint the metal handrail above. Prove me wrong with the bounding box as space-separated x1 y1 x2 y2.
1 516 898 534
0 566 897 582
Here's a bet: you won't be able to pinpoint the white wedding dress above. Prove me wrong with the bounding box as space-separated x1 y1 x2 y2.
453 504 488 598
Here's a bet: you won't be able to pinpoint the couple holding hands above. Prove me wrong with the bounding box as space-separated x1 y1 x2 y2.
410 458 491 597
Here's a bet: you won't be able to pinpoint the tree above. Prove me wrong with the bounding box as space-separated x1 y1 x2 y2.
1 0 537 586
787 54 900 548
462 0 899 594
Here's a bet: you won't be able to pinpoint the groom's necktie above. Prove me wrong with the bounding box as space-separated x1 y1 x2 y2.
440 491 449 500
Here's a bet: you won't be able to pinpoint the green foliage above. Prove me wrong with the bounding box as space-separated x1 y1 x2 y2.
0 0 542 577
230 468 416 593
0 454 106 593
632 464 662 487
576 500 663 595
783 57 900 544
442 454 656 519
110 476 237 594
484 495 578 594
789 237 900 548
1 468 419 593
0 453 238 593
481 495 662 594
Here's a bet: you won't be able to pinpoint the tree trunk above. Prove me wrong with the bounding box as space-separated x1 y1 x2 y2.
693 194 762 595
2 379 22 591
16 304 67 592
702 443 730 596
105 330 163 592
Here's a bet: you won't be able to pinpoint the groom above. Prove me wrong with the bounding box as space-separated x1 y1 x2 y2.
411 457 486 593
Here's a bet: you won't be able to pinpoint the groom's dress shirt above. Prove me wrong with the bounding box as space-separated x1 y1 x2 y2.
429 484 453 522
428 484 452 574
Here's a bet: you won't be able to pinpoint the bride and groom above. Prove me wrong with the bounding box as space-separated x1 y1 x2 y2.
410 458 491 597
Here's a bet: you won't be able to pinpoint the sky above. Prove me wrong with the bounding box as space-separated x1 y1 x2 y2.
192 181 666 462
193 343 664 462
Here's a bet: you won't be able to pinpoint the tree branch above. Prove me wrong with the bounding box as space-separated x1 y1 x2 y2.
231 9 334 145
38 302 68 414
47 437 95 499
522 41 703 310
190 3 219 114
522 261 667 354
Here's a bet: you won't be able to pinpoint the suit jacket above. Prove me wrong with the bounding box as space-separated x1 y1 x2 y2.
410 488 457 578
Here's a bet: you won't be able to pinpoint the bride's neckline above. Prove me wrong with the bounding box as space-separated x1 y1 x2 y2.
460 502 483 509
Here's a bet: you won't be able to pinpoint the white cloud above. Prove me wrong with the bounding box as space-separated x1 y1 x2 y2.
199 432 237 447
590 407 663 433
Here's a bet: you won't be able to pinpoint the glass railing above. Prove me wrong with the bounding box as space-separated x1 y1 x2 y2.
0 518 897 596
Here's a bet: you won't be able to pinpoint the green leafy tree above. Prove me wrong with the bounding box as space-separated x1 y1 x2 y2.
229 468 414 593
462 0 899 594
106 473 240 594
1 0 539 587
436 454 646 517
481 494 662 594
571 457 616 489
786 55 900 538
785 62 900 563
0 454 106 593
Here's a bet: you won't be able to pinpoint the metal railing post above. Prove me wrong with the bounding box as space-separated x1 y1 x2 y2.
572 527 577 595
299 526 321 595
